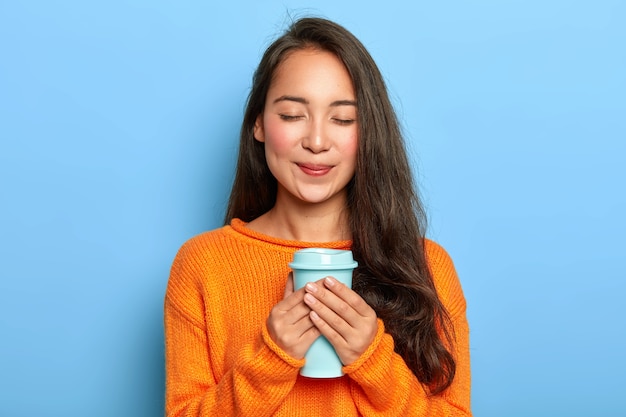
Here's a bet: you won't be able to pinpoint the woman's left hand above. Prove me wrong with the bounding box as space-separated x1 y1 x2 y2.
303 276 378 366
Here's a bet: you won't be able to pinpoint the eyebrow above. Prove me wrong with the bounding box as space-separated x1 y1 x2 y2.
273 95 357 107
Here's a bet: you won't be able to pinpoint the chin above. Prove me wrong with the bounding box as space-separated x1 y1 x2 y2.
297 191 343 206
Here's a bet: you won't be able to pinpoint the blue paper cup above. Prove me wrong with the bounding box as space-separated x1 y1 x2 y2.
289 248 358 378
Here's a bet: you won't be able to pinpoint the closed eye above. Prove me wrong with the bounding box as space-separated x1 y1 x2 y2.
333 118 356 126
279 114 304 121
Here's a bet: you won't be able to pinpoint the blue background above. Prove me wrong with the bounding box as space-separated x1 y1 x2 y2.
1 1 624 415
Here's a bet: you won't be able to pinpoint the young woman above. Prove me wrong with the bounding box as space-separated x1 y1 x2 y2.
165 17 471 416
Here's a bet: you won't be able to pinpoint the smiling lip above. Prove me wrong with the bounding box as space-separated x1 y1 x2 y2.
297 163 333 176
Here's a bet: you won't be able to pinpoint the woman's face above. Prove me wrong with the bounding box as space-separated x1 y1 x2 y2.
254 48 358 209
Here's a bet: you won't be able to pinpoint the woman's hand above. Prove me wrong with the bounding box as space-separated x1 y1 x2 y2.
266 273 321 360
303 277 378 366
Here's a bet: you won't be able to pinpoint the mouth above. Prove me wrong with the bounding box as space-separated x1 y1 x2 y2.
297 163 333 176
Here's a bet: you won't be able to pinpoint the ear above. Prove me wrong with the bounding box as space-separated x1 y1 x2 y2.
253 114 265 142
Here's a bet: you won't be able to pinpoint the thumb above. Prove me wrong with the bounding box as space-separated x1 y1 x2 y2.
283 272 294 298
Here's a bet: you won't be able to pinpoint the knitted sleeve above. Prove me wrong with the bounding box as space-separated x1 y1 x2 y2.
343 240 472 416
164 239 303 417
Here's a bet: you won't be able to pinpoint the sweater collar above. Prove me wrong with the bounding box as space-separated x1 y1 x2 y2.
229 218 352 250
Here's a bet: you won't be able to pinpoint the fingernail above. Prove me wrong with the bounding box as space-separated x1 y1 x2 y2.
304 293 316 304
325 276 336 287
305 283 317 293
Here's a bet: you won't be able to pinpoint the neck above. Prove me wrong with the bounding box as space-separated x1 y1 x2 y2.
248 193 351 242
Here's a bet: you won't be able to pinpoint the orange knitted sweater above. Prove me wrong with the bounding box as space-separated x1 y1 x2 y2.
165 219 471 416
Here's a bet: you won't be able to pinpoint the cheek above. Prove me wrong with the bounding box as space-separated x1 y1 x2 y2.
343 130 359 161
262 116 299 153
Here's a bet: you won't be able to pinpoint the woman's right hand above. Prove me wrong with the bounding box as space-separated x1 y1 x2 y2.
266 273 321 360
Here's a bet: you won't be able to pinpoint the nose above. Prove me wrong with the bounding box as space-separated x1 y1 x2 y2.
302 119 330 153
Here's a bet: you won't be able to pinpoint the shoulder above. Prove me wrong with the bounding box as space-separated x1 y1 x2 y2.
423 239 467 317
174 222 250 267
175 226 232 259
169 224 240 284
423 239 454 274
166 226 232 318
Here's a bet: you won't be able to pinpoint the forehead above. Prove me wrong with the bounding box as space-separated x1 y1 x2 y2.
268 48 355 98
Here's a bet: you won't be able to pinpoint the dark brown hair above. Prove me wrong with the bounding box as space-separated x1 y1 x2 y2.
225 17 455 394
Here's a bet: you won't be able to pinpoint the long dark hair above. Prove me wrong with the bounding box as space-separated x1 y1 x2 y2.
225 17 455 394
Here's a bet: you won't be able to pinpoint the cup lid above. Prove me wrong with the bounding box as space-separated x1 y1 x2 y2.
289 248 358 270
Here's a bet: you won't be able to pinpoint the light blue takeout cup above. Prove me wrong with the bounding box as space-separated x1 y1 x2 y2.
289 248 358 378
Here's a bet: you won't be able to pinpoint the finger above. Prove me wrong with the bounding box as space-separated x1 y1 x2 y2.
292 320 322 359
304 281 361 328
308 309 348 351
292 312 319 336
323 277 375 319
277 279 308 312
303 292 350 342
309 309 376 366
267 311 320 360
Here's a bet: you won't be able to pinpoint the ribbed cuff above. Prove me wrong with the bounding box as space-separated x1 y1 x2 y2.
260 322 306 369
342 318 387 375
